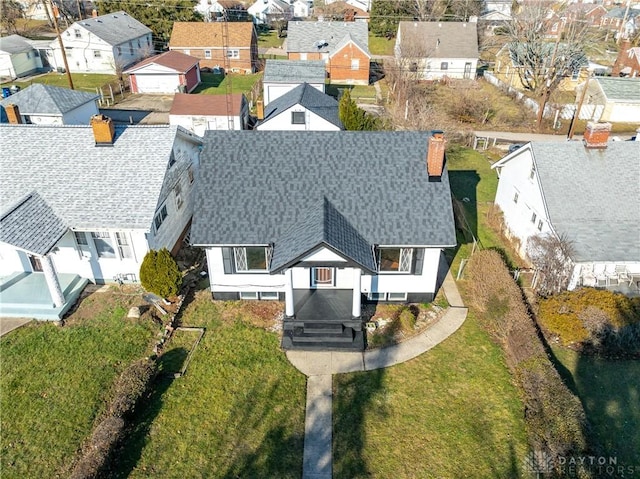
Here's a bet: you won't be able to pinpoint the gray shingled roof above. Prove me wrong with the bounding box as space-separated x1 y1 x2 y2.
530 141 640 262
0 124 192 234
0 35 35 54
191 131 456 269
260 83 342 128
286 21 369 54
0 84 99 116
0 192 68 255
69 11 151 46
263 60 326 83
397 21 479 59
595 77 640 102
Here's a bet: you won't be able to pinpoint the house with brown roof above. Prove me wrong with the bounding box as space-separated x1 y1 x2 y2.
124 51 201 94
169 93 249 135
168 22 258 74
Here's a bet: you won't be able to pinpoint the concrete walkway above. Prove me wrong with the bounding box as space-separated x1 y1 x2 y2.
290 268 468 479
0 317 31 337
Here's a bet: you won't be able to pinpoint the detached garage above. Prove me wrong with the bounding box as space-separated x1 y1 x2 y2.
124 51 201 94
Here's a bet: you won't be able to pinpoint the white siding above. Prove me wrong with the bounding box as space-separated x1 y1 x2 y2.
256 104 340 131
170 113 245 135
61 101 100 125
494 147 552 257
302 247 347 262
0 50 42 78
601 102 640 123
206 247 287 292
264 82 324 105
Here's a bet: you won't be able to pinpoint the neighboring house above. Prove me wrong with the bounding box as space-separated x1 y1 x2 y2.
256 83 342 130
478 9 512 35
601 7 640 38
575 77 640 123
247 0 293 25
0 35 43 80
19 0 55 21
0 83 99 125
562 3 607 28
169 92 249 135
195 0 247 22
324 0 371 12
491 123 640 293
612 40 640 77
315 1 369 22
494 42 589 93
47 11 153 74
124 51 201 94
394 21 479 81
293 0 313 19
191 130 456 351
0 117 203 319
263 59 325 105
286 21 370 84
169 22 258 74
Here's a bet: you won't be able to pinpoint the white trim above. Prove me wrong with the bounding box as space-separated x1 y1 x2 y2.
260 291 279 300
239 291 258 299
367 292 385 301
387 292 408 301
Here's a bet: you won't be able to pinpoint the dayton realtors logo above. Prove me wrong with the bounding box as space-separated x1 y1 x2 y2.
523 451 640 477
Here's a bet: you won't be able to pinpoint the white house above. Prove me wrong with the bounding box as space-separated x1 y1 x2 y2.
47 11 153 74
0 35 43 80
263 59 325 105
0 84 99 125
247 0 293 25
124 51 201 94
575 77 640 124
194 0 247 21
491 122 640 293
256 83 342 131
0 117 202 320
191 130 456 350
293 0 313 18
395 21 479 80
169 93 249 135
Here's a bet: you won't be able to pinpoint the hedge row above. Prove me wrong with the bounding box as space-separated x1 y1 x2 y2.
466 250 592 476
70 358 157 479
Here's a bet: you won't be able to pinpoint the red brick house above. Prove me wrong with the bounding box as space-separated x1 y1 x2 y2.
286 21 370 85
612 40 640 78
169 22 258 74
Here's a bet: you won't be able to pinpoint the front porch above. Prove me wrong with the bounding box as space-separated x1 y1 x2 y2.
0 272 89 320
282 289 364 351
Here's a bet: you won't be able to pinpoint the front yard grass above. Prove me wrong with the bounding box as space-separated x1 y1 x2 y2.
0 288 160 479
368 34 395 56
551 346 640 466
333 313 529 478
192 72 261 95
1 72 118 92
114 293 306 478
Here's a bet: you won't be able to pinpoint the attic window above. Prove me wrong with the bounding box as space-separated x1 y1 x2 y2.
440 62 448 71
291 111 305 124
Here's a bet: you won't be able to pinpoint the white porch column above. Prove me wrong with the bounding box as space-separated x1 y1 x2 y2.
352 268 361 318
285 268 295 317
41 254 65 308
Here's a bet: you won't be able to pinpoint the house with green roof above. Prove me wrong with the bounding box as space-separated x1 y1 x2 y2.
575 76 640 124
191 130 456 350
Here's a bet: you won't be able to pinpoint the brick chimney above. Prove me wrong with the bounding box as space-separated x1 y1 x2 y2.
90 114 115 145
256 99 264 120
5 104 22 124
583 121 611 149
427 131 446 180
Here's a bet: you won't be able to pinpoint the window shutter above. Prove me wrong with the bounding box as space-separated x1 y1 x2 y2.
413 248 424 275
222 247 233 274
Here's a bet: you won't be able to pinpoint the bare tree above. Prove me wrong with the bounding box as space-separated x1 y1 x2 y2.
1 0 25 33
501 1 592 130
527 232 575 296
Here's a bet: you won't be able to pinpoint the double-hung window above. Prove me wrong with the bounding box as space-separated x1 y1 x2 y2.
205 49 212 59
291 111 305 124
234 246 270 272
226 49 239 59
115 232 132 259
378 248 413 273
154 205 168 231
91 232 116 258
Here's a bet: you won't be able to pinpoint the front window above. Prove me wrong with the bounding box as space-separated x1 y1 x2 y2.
115 232 132 259
154 205 168 231
291 111 305 124
440 62 448 71
174 183 183 210
226 49 239 59
351 58 359 70
513 192 519 203
205 49 212 59
91 232 115 258
531 212 537 224
74 29 81 38
234 246 269 271
378 248 413 273
93 50 101 58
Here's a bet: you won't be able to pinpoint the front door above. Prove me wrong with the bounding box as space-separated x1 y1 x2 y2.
311 267 334 288
464 62 472 79
28 255 43 272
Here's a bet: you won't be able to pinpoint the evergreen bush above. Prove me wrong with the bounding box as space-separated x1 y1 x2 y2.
140 248 182 298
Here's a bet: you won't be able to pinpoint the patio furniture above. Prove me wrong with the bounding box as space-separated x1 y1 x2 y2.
605 264 618 285
581 264 597 287
593 264 607 287
615 265 629 283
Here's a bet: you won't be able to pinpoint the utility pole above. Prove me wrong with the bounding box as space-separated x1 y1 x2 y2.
567 72 591 140
76 0 83 20
221 14 234 130
51 0 74 90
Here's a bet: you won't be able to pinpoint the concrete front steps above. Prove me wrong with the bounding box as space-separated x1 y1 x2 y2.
282 320 364 351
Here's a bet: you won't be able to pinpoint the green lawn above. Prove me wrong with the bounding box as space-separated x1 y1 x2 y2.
257 30 285 49
115 294 306 478
551 346 640 466
368 34 395 56
334 313 529 478
0 291 160 479
1 72 118 93
192 72 261 95
325 83 378 102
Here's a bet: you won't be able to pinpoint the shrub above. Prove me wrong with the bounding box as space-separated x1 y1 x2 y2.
140 248 182 298
110 358 157 418
398 307 416 332
69 416 124 479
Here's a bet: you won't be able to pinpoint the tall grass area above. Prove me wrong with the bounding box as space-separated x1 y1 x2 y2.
551 347 640 466
333 315 529 478
0 293 159 479
114 293 306 478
